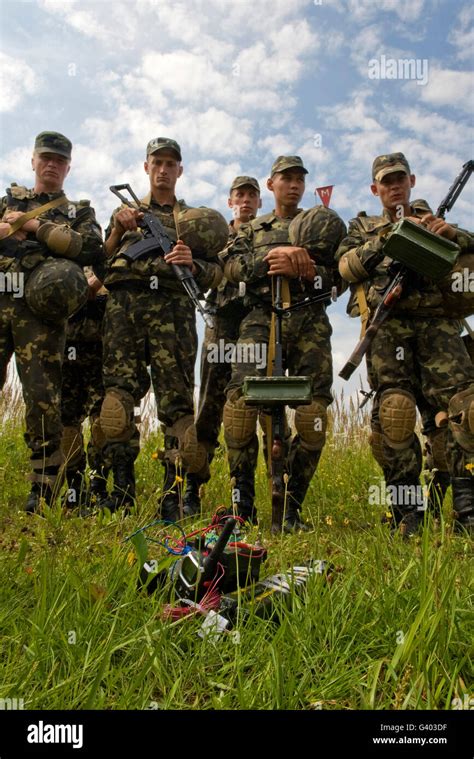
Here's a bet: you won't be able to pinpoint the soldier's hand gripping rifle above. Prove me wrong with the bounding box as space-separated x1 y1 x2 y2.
110 184 212 327
339 160 474 381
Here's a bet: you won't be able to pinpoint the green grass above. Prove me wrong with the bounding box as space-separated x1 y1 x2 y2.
0 391 472 710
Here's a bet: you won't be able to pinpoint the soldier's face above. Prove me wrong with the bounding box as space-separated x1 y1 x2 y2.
371 171 416 211
144 150 183 191
32 152 70 189
267 170 305 207
228 186 261 222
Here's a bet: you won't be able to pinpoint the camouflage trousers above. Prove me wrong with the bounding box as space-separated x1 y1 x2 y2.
196 306 246 461
225 302 333 502
61 339 106 476
0 292 65 480
367 316 474 482
102 287 196 461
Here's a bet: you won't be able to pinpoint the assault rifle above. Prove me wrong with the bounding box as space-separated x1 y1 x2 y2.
244 278 337 532
339 160 474 381
110 184 212 327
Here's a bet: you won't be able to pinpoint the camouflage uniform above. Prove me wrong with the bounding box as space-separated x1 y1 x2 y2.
196 220 244 459
101 142 223 514
337 154 474 531
60 292 110 507
222 162 346 526
0 132 103 509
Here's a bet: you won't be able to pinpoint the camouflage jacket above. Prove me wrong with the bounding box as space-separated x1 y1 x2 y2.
206 220 248 315
336 200 474 317
104 196 222 294
220 208 344 307
0 184 104 278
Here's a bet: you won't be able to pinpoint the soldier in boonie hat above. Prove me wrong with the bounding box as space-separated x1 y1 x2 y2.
270 155 308 176
34 131 72 160
372 152 410 182
146 137 182 160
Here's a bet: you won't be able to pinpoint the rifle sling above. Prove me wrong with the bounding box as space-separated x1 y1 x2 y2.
355 282 370 338
5 195 68 237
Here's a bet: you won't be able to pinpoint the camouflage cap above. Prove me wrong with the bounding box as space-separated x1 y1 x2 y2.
372 152 411 182
146 137 182 160
34 132 72 159
271 156 308 176
230 176 260 193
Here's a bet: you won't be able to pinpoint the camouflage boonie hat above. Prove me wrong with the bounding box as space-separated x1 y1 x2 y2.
146 137 182 160
178 207 229 258
34 132 72 159
230 176 260 193
289 207 347 260
372 152 411 181
25 259 88 323
271 156 308 176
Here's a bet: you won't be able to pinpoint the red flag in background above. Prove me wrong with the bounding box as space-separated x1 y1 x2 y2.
315 185 334 207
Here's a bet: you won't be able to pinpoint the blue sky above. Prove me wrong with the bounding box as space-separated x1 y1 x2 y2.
1 0 473 401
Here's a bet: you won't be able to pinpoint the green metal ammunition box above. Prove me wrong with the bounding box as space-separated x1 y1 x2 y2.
383 219 459 280
243 376 312 406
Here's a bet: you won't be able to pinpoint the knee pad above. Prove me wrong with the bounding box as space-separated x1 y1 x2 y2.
294 399 328 452
425 428 449 471
223 395 258 449
169 415 208 474
100 389 135 442
369 428 386 469
60 425 84 468
90 414 106 452
449 388 474 453
379 389 416 450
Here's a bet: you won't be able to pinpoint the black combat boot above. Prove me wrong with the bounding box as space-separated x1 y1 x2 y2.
24 481 55 513
386 479 425 538
232 467 257 525
426 470 450 517
100 449 135 513
452 477 474 533
183 473 202 517
87 467 109 509
283 476 310 533
62 468 87 509
158 462 181 523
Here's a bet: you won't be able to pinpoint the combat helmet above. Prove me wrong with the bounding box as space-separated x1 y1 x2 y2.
178 207 228 258
289 206 346 260
25 259 89 323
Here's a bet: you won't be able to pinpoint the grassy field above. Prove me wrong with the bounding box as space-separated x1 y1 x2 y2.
0 387 472 711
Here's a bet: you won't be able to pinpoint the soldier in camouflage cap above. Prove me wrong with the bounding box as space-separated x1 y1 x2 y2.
101 137 222 516
184 176 262 519
336 152 474 535
221 156 346 531
0 131 104 512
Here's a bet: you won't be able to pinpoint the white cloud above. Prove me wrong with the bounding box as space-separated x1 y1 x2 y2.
343 0 426 22
0 52 40 113
419 67 474 114
448 4 474 62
